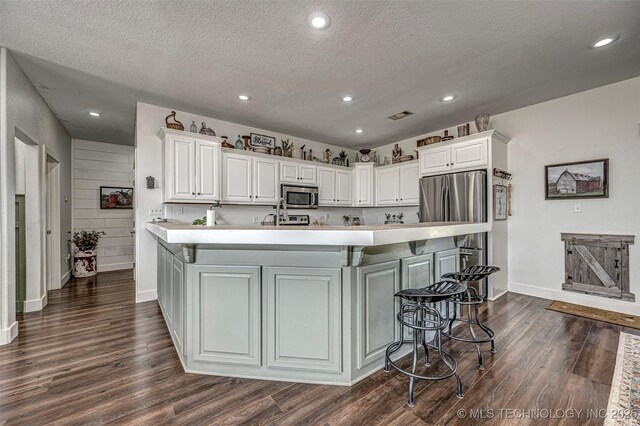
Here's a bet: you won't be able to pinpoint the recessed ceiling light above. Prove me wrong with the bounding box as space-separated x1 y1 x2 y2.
593 37 616 48
308 12 331 30
342 96 353 102
355 129 364 134
89 112 100 117
441 95 456 102
238 95 250 101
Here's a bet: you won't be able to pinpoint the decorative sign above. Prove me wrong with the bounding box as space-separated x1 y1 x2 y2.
249 133 276 149
493 168 512 180
493 184 508 220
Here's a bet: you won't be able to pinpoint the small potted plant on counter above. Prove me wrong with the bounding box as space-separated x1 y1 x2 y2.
72 230 106 277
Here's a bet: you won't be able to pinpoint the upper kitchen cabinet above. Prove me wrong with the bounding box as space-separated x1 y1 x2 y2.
160 128 222 203
375 161 419 206
222 151 279 204
281 161 317 185
318 167 353 206
417 131 509 177
353 164 374 207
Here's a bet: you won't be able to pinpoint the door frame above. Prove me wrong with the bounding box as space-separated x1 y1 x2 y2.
46 152 61 290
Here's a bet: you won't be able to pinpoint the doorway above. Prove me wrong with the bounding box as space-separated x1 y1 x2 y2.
15 196 26 313
46 155 61 290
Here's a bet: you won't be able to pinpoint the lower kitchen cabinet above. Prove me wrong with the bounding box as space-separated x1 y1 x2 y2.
434 248 461 281
267 267 342 372
192 265 262 366
172 257 185 355
356 260 400 368
401 253 434 290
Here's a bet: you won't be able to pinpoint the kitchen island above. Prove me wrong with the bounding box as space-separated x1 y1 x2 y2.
146 221 491 385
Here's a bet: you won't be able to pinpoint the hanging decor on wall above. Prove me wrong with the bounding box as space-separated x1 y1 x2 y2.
545 158 609 200
493 184 508 220
100 186 133 209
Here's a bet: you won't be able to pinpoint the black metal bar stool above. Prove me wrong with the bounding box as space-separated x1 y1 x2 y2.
441 265 500 370
384 280 467 406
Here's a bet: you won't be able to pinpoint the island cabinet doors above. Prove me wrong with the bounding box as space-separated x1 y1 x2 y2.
157 245 185 357
266 267 342 373
192 265 262 366
356 260 400 369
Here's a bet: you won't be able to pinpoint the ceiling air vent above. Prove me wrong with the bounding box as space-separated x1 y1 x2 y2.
387 111 414 121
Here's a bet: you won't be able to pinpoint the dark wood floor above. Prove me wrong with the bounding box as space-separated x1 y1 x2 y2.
1 270 636 425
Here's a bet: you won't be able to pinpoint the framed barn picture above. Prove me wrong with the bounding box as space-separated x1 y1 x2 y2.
100 186 133 209
545 159 608 200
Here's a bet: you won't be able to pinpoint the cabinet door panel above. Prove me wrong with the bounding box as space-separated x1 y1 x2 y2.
419 146 450 176
357 261 400 368
164 250 173 326
254 158 279 204
375 168 400 206
194 265 261 366
317 168 336 206
169 138 195 200
222 154 252 202
451 138 488 170
336 170 353 205
267 267 341 372
196 141 220 200
399 164 419 205
434 248 460 281
355 166 373 206
172 258 184 355
280 162 299 183
299 164 317 184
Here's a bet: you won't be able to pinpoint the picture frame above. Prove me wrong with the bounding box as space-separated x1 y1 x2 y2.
249 133 276 149
100 186 133 209
545 158 608 200
494 184 508 220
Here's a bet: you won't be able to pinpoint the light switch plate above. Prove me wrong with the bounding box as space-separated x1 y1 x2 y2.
149 206 164 215
573 203 582 213
176 206 183 215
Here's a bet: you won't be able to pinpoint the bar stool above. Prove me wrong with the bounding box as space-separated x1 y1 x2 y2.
441 265 500 370
384 280 467 406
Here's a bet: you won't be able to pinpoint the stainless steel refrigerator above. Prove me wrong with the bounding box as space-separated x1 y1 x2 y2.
418 170 488 294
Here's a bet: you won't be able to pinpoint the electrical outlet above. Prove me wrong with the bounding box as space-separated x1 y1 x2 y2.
149 206 164 216
176 206 183 215
253 216 259 224
573 203 582 213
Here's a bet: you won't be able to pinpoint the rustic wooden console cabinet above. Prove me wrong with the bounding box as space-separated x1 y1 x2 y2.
561 233 634 301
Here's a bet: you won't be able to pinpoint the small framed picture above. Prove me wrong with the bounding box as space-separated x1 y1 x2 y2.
494 184 508 220
249 133 276 149
545 158 608 199
100 186 133 209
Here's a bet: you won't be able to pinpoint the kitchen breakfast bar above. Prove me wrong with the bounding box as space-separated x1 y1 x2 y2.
145 221 491 385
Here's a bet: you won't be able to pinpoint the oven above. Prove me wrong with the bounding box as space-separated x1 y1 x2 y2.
281 184 319 209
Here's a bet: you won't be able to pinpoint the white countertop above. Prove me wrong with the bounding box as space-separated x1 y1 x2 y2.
145 221 491 246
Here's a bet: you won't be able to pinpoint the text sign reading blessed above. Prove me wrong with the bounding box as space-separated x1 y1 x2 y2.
249 133 276 149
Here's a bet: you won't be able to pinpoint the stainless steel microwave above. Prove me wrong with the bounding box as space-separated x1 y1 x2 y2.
281 184 319 209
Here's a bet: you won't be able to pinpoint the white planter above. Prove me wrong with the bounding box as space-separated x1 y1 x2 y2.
73 250 98 277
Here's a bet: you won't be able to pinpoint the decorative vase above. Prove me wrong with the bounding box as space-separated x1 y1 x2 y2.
73 250 98 277
190 121 197 133
475 113 490 132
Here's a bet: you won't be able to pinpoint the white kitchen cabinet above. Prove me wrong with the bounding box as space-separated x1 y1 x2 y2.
399 163 419 205
160 128 222 203
418 136 488 177
354 164 374 207
280 161 317 185
222 152 279 204
375 162 419 206
317 167 353 206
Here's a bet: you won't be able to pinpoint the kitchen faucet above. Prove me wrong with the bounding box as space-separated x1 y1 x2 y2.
275 198 289 226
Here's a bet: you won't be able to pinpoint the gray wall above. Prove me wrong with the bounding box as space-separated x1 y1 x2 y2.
0 47 72 343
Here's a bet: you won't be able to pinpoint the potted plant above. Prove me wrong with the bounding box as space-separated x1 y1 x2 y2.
72 230 105 277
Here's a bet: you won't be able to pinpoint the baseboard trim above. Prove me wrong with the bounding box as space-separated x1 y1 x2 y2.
24 293 48 312
508 281 640 316
0 321 18 345
98 262 134 273
136 289 157 303
61 269 71 288
488 288 508 301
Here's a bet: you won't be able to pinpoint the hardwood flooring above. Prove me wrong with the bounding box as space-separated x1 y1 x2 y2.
1 270 636 425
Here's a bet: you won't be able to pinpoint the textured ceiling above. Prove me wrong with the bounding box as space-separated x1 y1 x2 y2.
1 1 639 147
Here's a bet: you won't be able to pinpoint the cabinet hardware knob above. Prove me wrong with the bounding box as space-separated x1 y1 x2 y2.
192 192 195 195
197 192 201 195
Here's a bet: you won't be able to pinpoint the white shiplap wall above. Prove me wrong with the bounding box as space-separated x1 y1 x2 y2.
73 139 134 271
